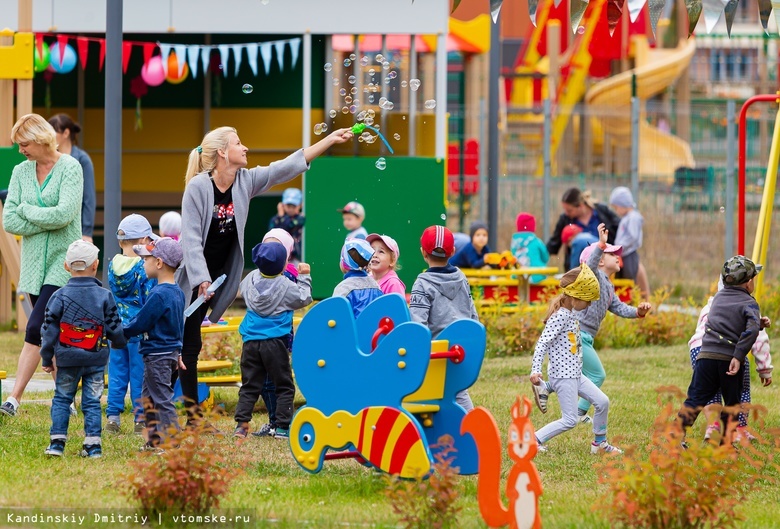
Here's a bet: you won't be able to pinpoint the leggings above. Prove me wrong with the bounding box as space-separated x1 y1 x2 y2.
179 288 211 420
25 285 60 345
578 331 606 414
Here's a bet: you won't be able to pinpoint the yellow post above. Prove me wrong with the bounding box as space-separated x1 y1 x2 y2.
750 94 780 303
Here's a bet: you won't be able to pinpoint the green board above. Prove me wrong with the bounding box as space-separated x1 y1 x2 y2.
303 156 446 299
0 147 25 189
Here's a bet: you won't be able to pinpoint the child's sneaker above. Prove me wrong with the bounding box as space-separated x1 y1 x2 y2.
251 423 276 437
733 426 756 443
579 415 592 425
45 439 66 457
134 422 146 435
0 400 18 417
704 421 721 441
591 440 623 454
531 382 549 414
139 442 165 455
273 427 289 440
233 424 249 439
81 444 102 458
536 443 548 453
105 420 121 434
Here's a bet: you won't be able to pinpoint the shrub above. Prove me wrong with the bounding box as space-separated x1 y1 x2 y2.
120 412 243 516
595 387 780 529
484 307 546 357
384 435 462 529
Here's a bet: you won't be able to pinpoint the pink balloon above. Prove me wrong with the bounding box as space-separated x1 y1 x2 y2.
141 56 166 87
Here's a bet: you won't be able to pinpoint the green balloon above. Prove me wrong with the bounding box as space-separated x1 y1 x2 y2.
34 42 50 73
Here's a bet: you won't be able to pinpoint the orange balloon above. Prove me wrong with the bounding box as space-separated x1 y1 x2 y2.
166 53 190 84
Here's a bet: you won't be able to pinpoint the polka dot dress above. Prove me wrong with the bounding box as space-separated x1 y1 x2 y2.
531 307 583 378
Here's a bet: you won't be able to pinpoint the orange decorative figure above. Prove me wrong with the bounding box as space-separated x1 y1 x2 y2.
461 397 543 529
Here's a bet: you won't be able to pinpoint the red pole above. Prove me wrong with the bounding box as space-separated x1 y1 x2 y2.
738 94 778 255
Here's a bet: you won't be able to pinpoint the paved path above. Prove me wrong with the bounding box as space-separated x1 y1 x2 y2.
2 374 56 395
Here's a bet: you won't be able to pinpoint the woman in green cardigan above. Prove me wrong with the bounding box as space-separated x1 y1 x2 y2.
1 114 83 417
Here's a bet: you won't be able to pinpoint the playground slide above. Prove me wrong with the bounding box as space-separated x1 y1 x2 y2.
585 38 696 180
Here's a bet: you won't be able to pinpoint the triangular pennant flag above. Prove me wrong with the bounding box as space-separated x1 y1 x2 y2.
648 0 666 35
201 46 211 74
628 0 646 22
232 44 244 76
757 0 772 32
490 0 504 21
142 42 155 64
289 38 301 69
260 42 273 75
607 0 625 35
274 42 286 73
529 0 540 25
245 43 259 76
186 45 200 78
122 42 133 74
723 0 739 35
76 37 89 69
218 44 231 77
174 44 188 77
703 0 729 32
158 44 173 75
35 33 44 61
56 35 69 66
571 0 590 31
685 0 703 35
772 0 780 33
99 39 106 71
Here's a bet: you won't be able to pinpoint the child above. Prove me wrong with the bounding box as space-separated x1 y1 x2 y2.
609 187 649 299
339 201 367 240
106 214 158 436
263 228 299 283
269 188 305 261
123 237 186 450
678 256 769 442
410 225 478 411
529 264 622 454
40 240 126 458
449 221 490 269
564 224 598 271
235 242 312 439
333 238 382 318
511 213 550 284
532 224 651 422
367 233 405 295
158 211 182 241
688 276 773 442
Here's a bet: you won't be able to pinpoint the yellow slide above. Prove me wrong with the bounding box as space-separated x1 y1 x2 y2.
585 37 696 180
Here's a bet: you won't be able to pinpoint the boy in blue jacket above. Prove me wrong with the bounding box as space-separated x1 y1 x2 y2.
123 238 186 450
449 221 490 269
333 238 382 318
41 240 126 458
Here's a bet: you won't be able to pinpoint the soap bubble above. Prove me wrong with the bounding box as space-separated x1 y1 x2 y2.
313 123 323 135
361 131 372 141
368 68 376 75
375 157 387 170
350 87 358 95
329 109 337 118
577 26 585 34
352 99 360 107
323 63 332 72
368 95 375 103
401 80 408 88
379 97 388 106
424 99 436 109
345 95 353 104
332 78 340 86
441 213 447 220
365 134 377 144
368 109 376 118
365 116 374 126
348 75 356 84
382 61 390 70
393 133 401 140
360 56 369 66
342 106 349 114
344 59 351 67
375 54 384 63
241 84 254 94
357 111 367 121
339 88 347 96
720 206 726 213
349 53 356 61
384 78 391 85
409 79 421 91
349 105 357 114
388 71 397 79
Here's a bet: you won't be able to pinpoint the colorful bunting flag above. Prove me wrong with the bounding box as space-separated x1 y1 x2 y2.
174 44 188 77
76 37 89 69
260 42 274 75
187 45 201 78
246 43 259 76
122 41 133 74
218 44 230 77
289 38 301 69
232 45 244 76
158 43 173 75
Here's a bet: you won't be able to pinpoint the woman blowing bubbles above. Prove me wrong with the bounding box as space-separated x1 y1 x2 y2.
177 126 353 427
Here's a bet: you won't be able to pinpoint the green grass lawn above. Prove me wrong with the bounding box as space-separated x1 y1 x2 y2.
1 329 779 528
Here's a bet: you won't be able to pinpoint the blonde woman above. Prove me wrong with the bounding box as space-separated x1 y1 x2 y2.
1 114 83 417
177 126 352 426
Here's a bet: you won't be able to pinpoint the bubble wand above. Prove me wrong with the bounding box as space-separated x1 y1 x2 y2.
351 123 394 155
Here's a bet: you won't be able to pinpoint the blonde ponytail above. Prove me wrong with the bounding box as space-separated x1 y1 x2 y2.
184 126 237 185
543 266 582 322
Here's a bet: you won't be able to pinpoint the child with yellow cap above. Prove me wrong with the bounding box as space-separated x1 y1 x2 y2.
529 263 623 454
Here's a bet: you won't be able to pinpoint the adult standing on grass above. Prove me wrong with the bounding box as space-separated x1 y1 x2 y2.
177 125 353 426
48 114 96 242
546 187 620 271
1 114 83 417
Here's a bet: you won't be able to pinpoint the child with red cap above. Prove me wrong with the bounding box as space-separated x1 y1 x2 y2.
410 225 479 411
511 212 549 284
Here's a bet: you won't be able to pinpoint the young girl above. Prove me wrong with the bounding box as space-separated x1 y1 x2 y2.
367 233 405 295
530 264 622 454
689 276 773 442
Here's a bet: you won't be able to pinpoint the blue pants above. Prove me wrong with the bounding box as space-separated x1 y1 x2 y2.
51 365 104 444
690 347 751 427
578 331 606 414
143 352 181 446
106 341 145 422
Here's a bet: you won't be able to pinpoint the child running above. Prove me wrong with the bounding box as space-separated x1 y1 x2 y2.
530 264 622 454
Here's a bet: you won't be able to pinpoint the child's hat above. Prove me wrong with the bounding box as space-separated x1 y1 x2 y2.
341 238 375 271
561 263 600 302
421 225 455 258
722 255 762 285
263 228 294 258
469 221 488 238
133 237 183 268
66 239 99 271
118 214 159 240
282 188 303 206
252 242 288 276
579 241 623 264
609 186 635 208
366 233 400 260
159 211 182 238
339 201 366 220
516 212 536 233
561 224 583 245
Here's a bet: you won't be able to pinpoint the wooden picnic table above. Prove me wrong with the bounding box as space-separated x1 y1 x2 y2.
462 267 560 303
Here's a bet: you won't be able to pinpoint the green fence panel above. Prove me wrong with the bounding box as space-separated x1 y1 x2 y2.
0 147 25 189
304 157 446 299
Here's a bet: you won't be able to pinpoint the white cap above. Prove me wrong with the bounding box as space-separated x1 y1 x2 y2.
66 239 99 271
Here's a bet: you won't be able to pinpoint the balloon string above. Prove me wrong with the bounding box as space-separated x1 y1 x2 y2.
365 126 395 155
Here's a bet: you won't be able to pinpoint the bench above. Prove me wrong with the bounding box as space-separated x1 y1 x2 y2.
462 267 560 314
529 276 636 304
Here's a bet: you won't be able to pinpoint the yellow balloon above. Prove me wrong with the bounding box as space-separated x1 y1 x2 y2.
166 53 189 84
